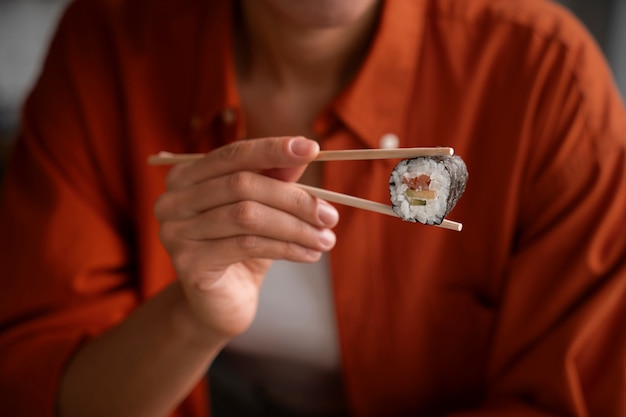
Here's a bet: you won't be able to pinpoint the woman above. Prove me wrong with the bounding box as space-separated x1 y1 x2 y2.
1 0 625 416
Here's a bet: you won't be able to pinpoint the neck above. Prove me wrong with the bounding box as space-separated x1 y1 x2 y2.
235 0 380 92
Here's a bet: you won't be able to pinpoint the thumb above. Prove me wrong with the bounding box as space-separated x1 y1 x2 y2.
261 137 319 181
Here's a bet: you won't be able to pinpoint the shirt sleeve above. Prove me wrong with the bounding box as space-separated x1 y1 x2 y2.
0 2 140 415
451 13 626 417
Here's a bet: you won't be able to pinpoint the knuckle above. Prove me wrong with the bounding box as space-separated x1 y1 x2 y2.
235 235 263 253
283 241 320 262
290 221 316 250
165 164 187 190
292 189 314 213
282 241 302 259
293 218 310 238
227 171 254 196
219 141 245 164
154 191 189 222
231 201 263 229
157 221 178 245
269 137 286 156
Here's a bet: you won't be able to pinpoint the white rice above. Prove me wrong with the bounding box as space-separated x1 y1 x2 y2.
389 158 452 224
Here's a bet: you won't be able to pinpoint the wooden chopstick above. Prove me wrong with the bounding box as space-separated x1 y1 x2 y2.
296 184 463 232
314 147 453 161
147 147 454 165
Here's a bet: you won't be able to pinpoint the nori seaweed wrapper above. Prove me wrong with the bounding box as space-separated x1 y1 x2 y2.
389 155 468 224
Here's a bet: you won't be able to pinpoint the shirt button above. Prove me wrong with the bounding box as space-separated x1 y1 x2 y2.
222 108 237 125
379 133 399 149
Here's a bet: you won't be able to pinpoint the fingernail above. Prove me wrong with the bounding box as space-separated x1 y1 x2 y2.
317 201 339 226
290 137 318 157
319 229 336 249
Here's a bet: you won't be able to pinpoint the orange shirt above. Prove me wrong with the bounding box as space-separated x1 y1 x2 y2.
1 0 626 416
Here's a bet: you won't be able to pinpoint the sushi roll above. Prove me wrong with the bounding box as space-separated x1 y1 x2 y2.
389 155 468 225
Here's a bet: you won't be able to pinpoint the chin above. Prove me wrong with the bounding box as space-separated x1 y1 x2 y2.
262 0 381 28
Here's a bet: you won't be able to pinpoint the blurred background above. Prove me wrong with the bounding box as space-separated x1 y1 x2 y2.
0 0 625 176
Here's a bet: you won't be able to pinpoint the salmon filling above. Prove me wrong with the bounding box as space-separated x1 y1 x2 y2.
402 174 436 205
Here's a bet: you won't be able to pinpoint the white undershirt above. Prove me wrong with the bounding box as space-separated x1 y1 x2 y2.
226 253 340 370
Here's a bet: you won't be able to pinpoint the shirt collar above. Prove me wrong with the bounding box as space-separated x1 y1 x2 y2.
192 0 241 141
332 0 427 150
192 0 427 149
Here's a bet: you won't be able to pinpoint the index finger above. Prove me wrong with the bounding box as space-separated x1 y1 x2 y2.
167 136 319 190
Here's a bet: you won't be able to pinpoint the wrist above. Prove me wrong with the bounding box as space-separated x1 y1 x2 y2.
165 281 230 352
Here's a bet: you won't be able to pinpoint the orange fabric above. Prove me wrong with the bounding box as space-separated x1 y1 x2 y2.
1 0 625 416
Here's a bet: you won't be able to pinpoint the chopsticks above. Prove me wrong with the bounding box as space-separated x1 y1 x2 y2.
147 147 463 231
296 184 463 232
147 147 454 165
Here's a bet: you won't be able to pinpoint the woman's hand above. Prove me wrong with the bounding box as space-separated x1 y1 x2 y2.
153 136 339 341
